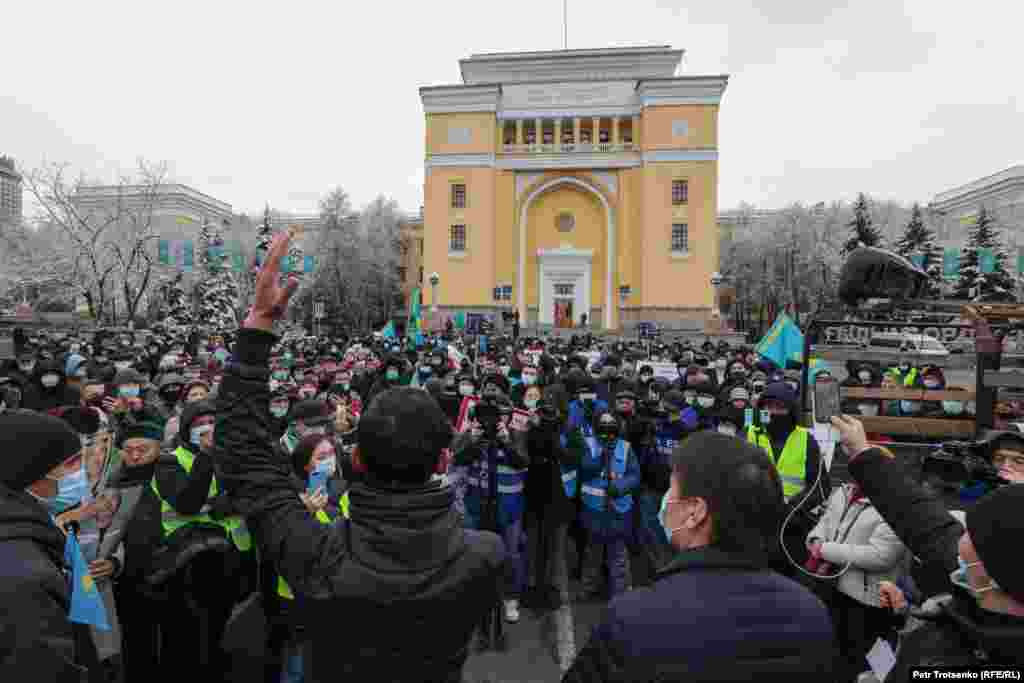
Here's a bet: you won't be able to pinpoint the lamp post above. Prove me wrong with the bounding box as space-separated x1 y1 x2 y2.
710 271 724 321
618 284 631 330
429 272 440 315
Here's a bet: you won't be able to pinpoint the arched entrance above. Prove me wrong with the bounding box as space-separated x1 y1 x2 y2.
518 176 615 329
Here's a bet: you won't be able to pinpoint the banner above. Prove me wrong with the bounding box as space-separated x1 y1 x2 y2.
159 239 195 272
303 255 315 273
979 248 995 274
943 249 959 278
176 216 194 225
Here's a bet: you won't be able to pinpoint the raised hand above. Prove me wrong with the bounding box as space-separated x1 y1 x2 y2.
244 227 302 332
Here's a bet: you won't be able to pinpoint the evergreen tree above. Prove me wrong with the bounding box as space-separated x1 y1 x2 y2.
952 206 1016 302
841 192 883 256
256 203 274 270
197 221 240 331
894 203 943 297
163 273 194 329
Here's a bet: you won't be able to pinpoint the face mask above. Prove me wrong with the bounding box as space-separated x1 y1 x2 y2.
459 384 474 396
418 367 432 377
697 396 715 409
120 386 140 399
270 403 289 418
923 380 940 389
658 492 686 542
950 556 998 599
900 400 921 414
717 423 738 437
190 424 214 447
300 425 327 438
943 400 964 415
115 362 131 371
523 374 537 386
524 398 538 410
273 372 290 381
900 363 911 372
161 388 181 403
858 372 872 384
314 456 337 477
52 461 88 514
41 374 60 388
19 361 35 373
857 403 879 417
499 365 510 376
639 373 652 384
715 359 727 370
386 369 399 381
294 372 305 382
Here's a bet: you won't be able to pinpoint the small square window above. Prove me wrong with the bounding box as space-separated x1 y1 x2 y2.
672 180 688 205
449 224 467 252
671 223 689 253
501 285 512 301
451 184 466 209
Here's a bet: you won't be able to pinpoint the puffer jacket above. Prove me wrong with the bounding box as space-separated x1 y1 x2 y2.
847 448 1024 678
807 484 908 607
214 328 506 683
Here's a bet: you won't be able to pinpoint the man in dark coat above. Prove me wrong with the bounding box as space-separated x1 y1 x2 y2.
0 410 99 681
215 231 506 683
564 431 836 682
832 415 1024 679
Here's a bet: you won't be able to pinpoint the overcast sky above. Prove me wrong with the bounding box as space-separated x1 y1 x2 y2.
3 0 1021 218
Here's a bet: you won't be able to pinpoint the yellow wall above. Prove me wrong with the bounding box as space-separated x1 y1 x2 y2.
640 160 717 308
423 166 497 307
494 170 516 289
425 113 497 156
523 183 606 317
641 105 718 150
620 168 643 308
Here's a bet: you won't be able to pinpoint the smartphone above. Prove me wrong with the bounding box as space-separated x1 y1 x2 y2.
814 376 842 424
307 470 328 496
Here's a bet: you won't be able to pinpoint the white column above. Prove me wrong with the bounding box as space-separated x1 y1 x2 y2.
515 119 523 146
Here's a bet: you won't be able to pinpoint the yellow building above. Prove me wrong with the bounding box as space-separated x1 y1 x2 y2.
419 46 728 331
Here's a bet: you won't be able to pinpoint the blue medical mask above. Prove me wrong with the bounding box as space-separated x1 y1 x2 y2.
950 556 998 600
313 456 337 477
120 386 140 399
190 424 214 448
386 369 399 381
419 366 432 377
658 492 686 542
900 400 921 414
524 398 538 410
52 461 88 515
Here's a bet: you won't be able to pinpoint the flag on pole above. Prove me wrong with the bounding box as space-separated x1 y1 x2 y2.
182 240 194 272
230 241 245 272
176 216 194 225
64 532 110 630
303 255 315 273
755 313 804 369
381 321 396 340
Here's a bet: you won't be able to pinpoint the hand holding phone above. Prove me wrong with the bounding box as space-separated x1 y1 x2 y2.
814 376 841 424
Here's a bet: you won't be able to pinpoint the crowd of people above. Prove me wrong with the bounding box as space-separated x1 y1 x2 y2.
2 231 1024 683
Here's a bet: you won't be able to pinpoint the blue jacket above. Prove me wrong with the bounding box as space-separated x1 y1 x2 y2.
563 547 836 682
567 398 608 438
462 444 527 530
578 437 640 540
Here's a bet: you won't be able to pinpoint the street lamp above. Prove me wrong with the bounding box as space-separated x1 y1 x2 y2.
429 272 440 314
710 272 724 320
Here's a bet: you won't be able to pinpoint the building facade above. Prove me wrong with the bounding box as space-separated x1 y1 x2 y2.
419 46 728 330
928 165 1024 254
0 155 23 223
399 208 424 312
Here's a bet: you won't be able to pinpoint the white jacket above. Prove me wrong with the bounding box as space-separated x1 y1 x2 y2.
807 484 908 607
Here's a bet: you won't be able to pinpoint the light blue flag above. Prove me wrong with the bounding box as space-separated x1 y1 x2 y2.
755 313 804 369
182 240 194 273
943 249 959 278
910 254 924 268
478 335 488 354
64 532 110 630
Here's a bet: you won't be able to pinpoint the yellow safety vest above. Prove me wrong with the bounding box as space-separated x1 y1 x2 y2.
277 491 349 600
151 446 251 552
747 426 809 501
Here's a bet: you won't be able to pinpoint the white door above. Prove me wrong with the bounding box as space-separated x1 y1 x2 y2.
537 248 592 326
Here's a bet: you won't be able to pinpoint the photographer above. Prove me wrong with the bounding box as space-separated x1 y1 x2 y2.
522 394 583 671
831 415 1024 678
452 375 530 626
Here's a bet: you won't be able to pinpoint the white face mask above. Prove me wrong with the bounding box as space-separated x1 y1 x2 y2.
459 384 474 396
717 423 737 437
923 380 940 389
41 374 60 388
115 362 130 371
858 372 872 384
697 396 715 408
190 424 214 447
858 403 879 417
943 401 964 415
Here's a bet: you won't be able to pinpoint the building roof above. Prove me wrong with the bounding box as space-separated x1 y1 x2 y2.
930 165 1024 213
459 46 684 85
72 183 232 219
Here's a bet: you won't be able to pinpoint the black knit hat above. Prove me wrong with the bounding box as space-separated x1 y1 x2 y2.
0 409 82 490
357 387 452 482
117 411 167 446
966 485 1024 602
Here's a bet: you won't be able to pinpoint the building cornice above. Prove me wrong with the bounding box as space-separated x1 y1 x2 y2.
929 165 1024 213
643 150 719 163
460 46 684 85
73 183 232 218
497 152 641 171
420 84 501 114
636 76 729 106
498 106 641 120
425 153 496 169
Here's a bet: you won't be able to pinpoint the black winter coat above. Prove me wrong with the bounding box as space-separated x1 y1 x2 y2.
563 546 836 682
215 328 506 683
524 422 580 525
0 485 89 681
848 449 1024 678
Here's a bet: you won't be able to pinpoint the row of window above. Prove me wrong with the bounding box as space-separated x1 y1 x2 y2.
448 180 687 210
447 223 689 254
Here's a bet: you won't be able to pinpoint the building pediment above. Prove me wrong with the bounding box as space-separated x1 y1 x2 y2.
460 46 683 85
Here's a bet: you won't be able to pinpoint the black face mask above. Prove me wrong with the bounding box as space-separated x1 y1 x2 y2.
766 412 794 437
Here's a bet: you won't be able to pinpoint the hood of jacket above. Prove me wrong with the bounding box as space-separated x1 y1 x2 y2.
347 478 464 575
0 484 67 569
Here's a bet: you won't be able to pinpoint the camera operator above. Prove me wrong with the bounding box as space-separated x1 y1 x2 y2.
831 415 1024 678
521 395 582 671
452 375 530 628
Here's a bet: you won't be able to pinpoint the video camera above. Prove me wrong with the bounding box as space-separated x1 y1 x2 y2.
471 397 510 446
921 440 1007 488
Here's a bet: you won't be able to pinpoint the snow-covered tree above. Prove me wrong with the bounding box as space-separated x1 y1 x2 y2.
841 192 883 256
894 203 942 297
163 272 193 329
952 206 1016 302
197 221 239 331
